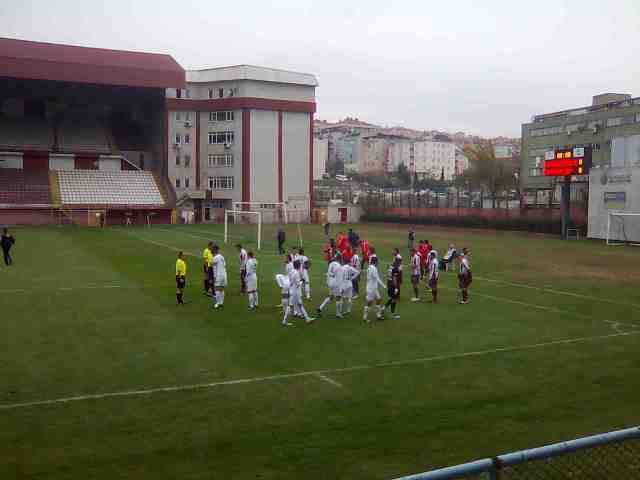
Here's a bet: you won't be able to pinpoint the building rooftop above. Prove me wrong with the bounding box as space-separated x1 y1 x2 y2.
531 94 639 123
0 37 185 89
186 65 318 86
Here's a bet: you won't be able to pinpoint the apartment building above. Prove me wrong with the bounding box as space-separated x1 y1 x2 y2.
386 138 461 180
166 65 318 221
521 93 640 202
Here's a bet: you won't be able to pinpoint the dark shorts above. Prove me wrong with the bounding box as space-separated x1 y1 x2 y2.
207 267 214 282
203 264 208 275
176 276 186 289
428 277 438 289
458 272 472 289
387 282 399 299
411 274 420 285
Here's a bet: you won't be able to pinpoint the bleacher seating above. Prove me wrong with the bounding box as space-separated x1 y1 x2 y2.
0 117 54 150
58 116 110 153
58 170 164 206
0 168 51 205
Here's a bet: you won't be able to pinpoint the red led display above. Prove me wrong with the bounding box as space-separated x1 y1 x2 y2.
543 148 590 177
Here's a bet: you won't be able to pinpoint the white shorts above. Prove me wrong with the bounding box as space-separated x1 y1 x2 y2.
290 291 302 306
302 270 310 284
341 287 353 299
215 274 228 288
366 289 381 302
246 274 257 292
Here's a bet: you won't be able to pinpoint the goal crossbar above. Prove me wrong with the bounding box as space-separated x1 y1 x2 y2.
224 210 262 250
232 202 288 224
606 211 640 246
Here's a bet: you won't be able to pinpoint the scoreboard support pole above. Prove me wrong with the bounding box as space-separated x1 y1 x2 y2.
561 175 571 240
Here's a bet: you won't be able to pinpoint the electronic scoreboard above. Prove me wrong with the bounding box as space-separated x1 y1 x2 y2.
543 146 592 177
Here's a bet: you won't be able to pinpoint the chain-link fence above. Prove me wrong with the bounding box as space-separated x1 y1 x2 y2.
394 426 640 480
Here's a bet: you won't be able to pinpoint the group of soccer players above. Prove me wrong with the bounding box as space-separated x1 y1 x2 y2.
174 228 473 326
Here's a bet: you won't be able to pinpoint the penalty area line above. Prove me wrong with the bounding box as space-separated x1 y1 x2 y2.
1 330 638 411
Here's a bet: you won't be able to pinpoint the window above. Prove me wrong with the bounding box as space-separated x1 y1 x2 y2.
185 177 190 188
210 199 225 208
184 155 191 167
185 111 191 121
208 154 233 167
209 111 234 122
176 88 182 99
208 88 214 99
175 177 181 188
175 134 181 144
184 134 191 145
607 117 623 127
185 89 191 99
210 176 234 189
529 167 543 177
175 111 182 121
208 131 235 145
175 155 181 166
218 88 224 98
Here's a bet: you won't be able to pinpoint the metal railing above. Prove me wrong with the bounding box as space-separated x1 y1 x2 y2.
394 426 640 479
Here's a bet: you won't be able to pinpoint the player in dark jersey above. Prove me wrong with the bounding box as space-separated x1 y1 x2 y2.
382 263 401 319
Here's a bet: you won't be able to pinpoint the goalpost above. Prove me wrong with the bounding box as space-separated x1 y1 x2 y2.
224 210 262 250
232 202 288 224
606 212 640 246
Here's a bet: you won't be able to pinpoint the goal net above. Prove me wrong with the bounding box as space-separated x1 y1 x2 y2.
606 212 640 246
224 210 262 250
232 202 288 224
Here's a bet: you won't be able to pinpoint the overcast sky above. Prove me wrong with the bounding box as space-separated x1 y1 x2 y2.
2 0 640 137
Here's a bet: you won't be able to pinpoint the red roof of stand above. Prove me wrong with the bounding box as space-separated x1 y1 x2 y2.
0 38 185 89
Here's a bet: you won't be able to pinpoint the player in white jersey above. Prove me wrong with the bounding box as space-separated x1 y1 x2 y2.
427 250 439 303
245 251 258 311
211 245 227 309
363 256 386 322
236 244 248 294
284 260 315 325
350 248 361 299
283 254 302 316
410 248 422 302
316 253 343 318
275 273 292 326
457 248 472 304
339 257 360 315
297 248 312 300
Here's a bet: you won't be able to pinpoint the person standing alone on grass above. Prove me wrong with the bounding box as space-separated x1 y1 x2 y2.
427 250 439 303
175 251 187 305
2 228 15 266
211 245 227 310
323 221 330 239
237 243 248 293
383 263 401 319
277 228 286 255
202 241 214 295
407 227 415 251
457 248 472 304
245 251 259 311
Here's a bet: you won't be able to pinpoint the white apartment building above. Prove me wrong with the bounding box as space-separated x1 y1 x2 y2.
166 65 318 222
387 139 460 180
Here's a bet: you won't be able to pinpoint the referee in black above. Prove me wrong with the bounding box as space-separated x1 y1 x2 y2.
1 228 15 266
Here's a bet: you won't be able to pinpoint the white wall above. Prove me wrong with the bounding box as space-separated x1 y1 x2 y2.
241 80 315 102
49 154 74 171
327 205 363 223
313 137 328 180
282 112 310 212
0 152 23 169
588 166 640 242
250 109 278 202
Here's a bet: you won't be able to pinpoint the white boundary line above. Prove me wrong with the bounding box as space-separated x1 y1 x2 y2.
476 276 640 310
315 373 343 389
1 330 637 411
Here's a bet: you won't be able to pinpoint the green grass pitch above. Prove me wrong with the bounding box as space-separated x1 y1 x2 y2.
1 222 639 479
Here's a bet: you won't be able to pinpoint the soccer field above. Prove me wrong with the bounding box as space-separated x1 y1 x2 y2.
1 222 639 479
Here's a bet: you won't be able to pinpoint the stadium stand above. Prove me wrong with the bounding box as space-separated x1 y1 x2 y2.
0 168 51 205
58 115 111 153
58 170 164 206
0 117 54 150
